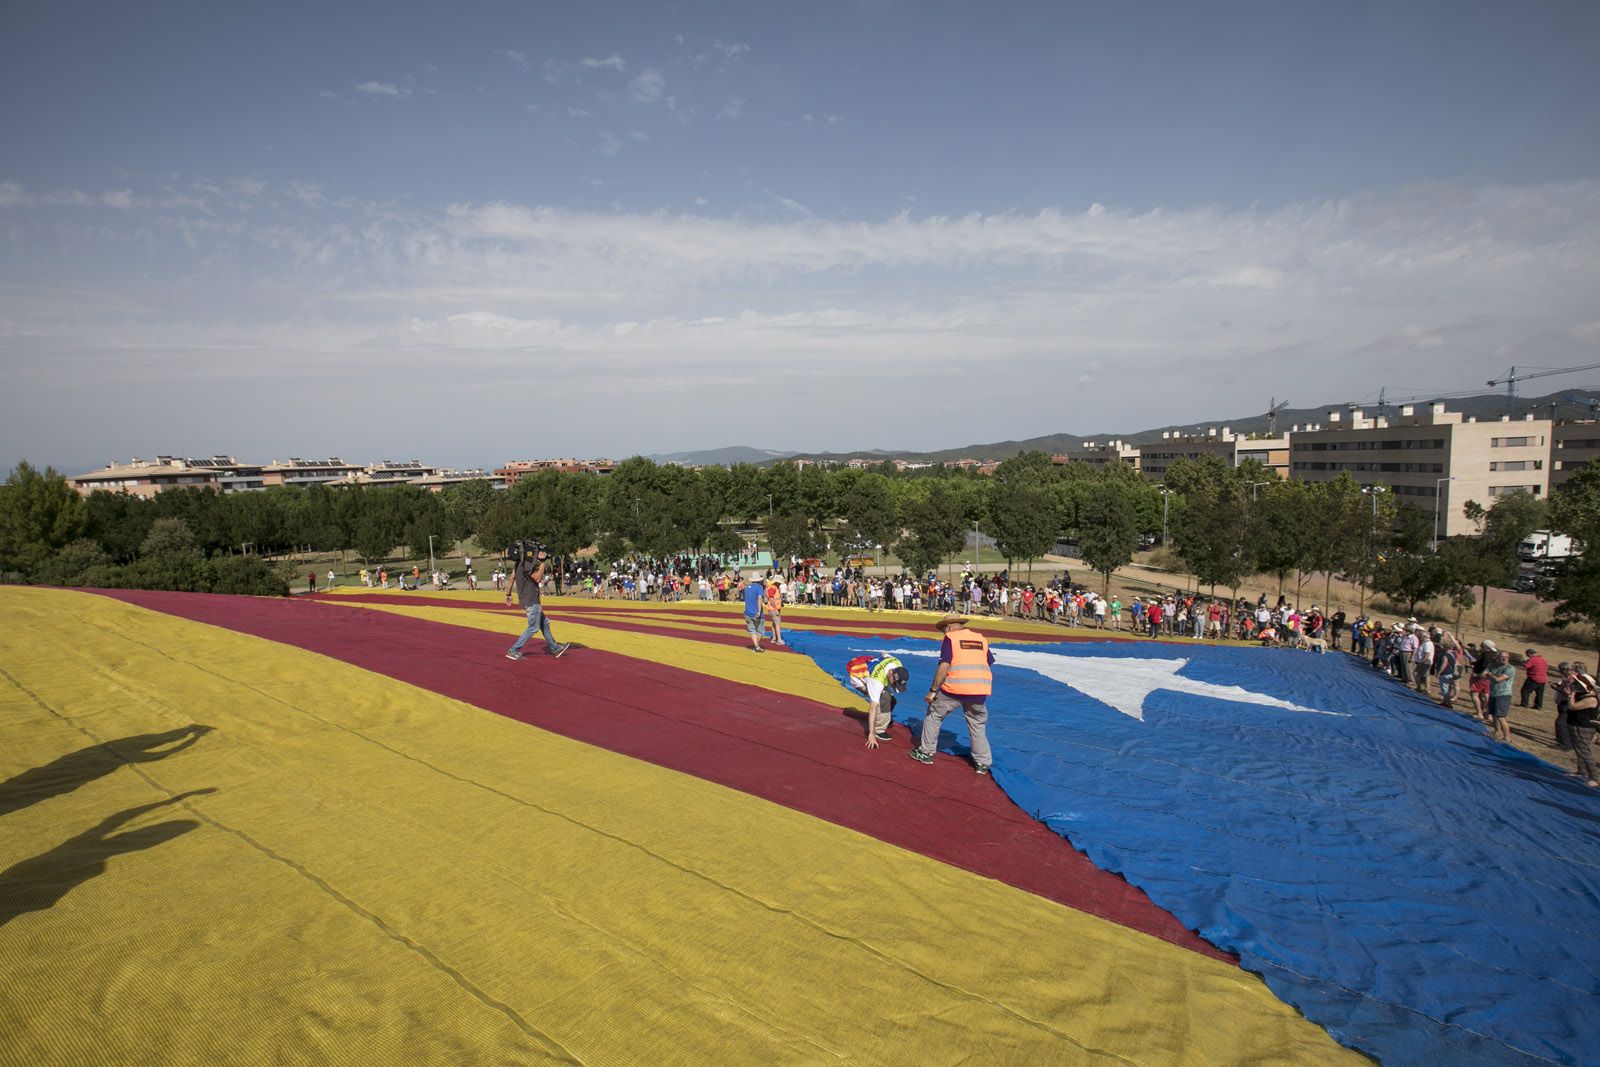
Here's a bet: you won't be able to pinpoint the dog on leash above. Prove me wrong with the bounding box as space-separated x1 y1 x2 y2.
1300 636 1328 654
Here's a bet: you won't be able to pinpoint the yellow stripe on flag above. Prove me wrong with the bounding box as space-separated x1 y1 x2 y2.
0 588 1357 1065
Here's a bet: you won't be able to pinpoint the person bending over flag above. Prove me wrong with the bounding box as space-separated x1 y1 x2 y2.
846 653 908 748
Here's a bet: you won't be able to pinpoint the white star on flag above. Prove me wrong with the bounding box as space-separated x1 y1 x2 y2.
887 647 1343 722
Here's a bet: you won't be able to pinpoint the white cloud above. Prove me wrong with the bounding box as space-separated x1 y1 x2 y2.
355 81 410 99
317 89 340 100
501 50 530 71
9 179 1600 460
717 97 744 120
580 54 626 71
566 106 593 118
596 130 622 156
801 113 843 128
629 68 665 104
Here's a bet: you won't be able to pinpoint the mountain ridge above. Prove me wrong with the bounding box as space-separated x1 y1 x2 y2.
643 388 1600 467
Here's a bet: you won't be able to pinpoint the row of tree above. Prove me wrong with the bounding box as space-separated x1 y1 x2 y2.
3 453 1597 647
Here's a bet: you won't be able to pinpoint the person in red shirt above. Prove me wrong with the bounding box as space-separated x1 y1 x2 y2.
1146 600 1164 639
1520 649 1550 709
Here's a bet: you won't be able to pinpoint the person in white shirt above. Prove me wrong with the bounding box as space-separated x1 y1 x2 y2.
1413 629 1435 694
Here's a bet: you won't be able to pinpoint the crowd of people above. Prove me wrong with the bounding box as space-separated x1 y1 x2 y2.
335 546 1600 788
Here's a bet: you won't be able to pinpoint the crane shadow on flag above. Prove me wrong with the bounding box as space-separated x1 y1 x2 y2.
0 725 214 818
0 789 217 927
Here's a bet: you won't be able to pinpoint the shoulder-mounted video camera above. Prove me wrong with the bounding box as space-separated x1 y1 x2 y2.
506 539 548 564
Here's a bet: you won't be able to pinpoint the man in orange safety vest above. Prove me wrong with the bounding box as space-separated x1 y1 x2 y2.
910 611 995 775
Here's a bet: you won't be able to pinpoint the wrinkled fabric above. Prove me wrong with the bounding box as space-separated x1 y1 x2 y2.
791 631 1600 1067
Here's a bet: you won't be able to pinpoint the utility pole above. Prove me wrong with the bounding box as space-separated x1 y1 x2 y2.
1360 484 1387 614
428 534 435 576
1158 487 1174 546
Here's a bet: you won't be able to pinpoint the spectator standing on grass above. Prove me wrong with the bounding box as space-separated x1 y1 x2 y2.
1146 599 1163 639
1520 649 1549 710
1553 662 1574 750
1437 637 1459 708
1563 664 1600 787
1487 651 1515 743
1468 640 1494 720
1331 609 1347 650
1413 628 1436 694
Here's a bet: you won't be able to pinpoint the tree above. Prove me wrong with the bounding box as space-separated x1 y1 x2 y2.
0 461 87 575
1542 466 1600 652
1172 478 1254 596
1461 493 1547 629
84 490 153 563
1372 550 1450 616
442 479 499 545
896 482 966 579
985 476 1056 576
838 473 900 550
765 512 824 562
1078 479 1141 595
1255 480 1324 605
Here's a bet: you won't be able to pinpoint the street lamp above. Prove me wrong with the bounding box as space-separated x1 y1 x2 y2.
1246 481 1270 501
428 534 436 576
1158 486 1175 545
1359 485 1388 614
1432 477 1455 552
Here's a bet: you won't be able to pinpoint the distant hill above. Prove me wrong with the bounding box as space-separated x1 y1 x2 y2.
695 387 1600 467
647 445 798 467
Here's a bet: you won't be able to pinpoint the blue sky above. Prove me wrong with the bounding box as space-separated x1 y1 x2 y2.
4 1 1600 472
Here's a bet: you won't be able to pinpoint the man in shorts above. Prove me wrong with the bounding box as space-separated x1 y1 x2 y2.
741 576 768 652
1487 650 1515 743
846 653 908 748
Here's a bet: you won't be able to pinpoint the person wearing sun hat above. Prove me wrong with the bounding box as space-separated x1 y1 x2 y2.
910 611 996 775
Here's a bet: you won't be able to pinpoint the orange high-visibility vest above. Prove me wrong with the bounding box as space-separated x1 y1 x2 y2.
941 628 993 699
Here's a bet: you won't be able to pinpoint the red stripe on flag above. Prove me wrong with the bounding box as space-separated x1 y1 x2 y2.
100 589 1228 962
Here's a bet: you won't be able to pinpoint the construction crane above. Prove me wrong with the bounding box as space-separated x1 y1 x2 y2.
1487 362 1600 417
1361 385 1484 420
1265 397 1289 436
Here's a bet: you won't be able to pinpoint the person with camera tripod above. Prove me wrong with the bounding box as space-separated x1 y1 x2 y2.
505 543 571 661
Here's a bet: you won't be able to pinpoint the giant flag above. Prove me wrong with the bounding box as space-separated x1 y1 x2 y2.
791 631 1600 1066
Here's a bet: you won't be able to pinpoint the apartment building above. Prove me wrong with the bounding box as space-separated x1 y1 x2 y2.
495 458 617 486
1055 441 1141 472
1136 429 1292 481
70 455 264 497
1289 403 1551 537
1551 420 1600 490
260 458 366 487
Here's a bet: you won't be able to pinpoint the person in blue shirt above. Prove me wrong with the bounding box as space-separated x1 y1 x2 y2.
740 575 768 653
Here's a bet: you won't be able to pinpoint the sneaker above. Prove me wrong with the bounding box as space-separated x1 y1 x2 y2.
504 651 523 661
549 643 571 659
908 749 933 765
974 764 991 776
751 646 765 653
874 731 892 741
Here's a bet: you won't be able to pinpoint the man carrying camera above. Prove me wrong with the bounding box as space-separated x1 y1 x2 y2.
504 541 571 660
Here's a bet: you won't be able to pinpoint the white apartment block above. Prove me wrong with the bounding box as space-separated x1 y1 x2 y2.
1289 403 1550 537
